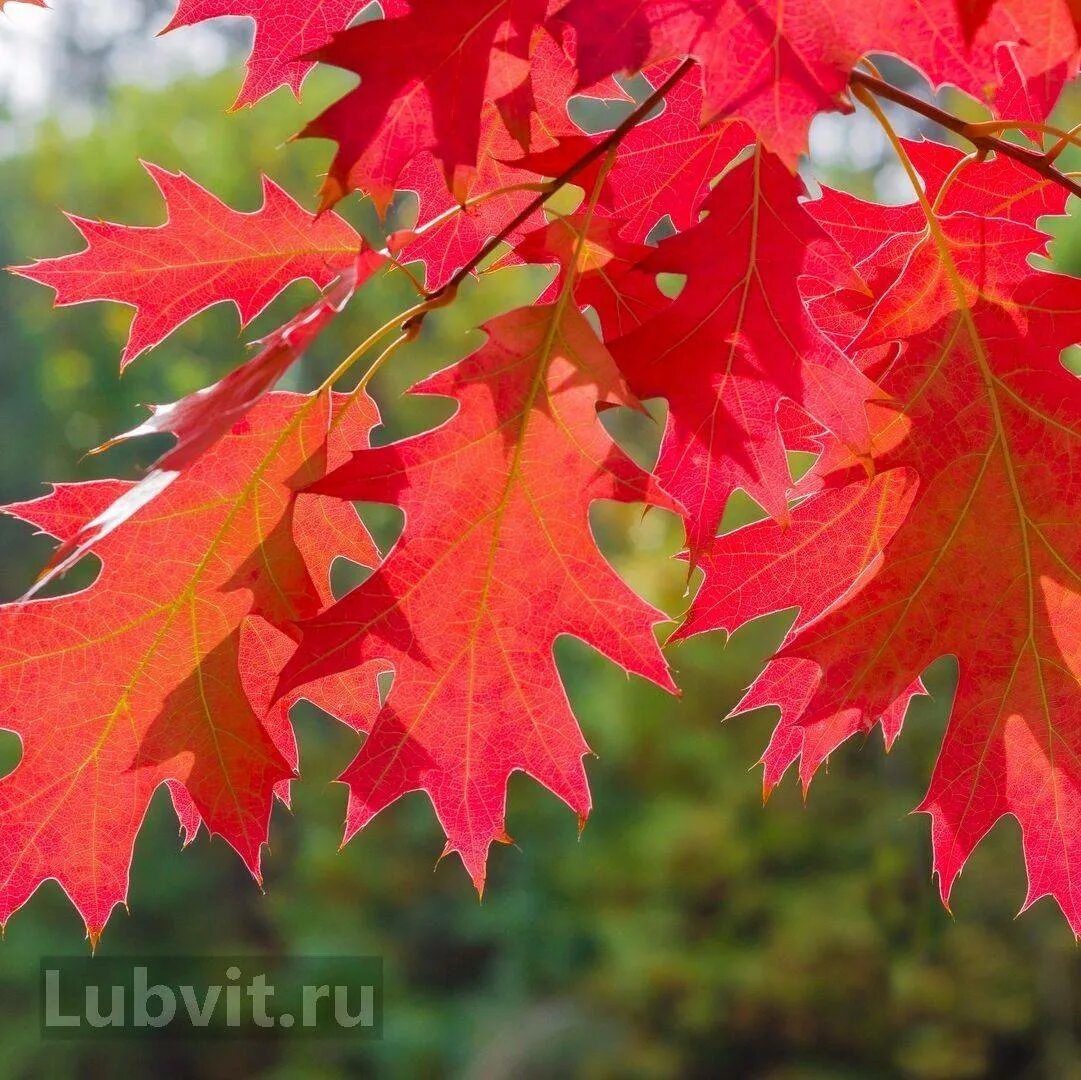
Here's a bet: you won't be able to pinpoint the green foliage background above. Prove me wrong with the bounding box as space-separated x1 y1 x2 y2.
1 66 1080 1079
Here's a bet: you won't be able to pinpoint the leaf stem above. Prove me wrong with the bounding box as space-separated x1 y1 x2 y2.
850 70 1081 201
315 296 434 397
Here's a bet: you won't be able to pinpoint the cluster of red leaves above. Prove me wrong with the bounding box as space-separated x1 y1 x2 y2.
2 0 1079 942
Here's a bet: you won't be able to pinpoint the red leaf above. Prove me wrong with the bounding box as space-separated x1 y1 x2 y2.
674 473 920 793
11 165 362 366
208 482 389 829
162 1 408 109
513 63 752 244
163 0 418 106
301 0 548 212
740 169 1081 928
957 0 1081 38
108 258 380 475
610 146 876 554
0 392 378 939
552 0 1078 162
22 255 385 596
675 473 917 644
164 477 389 838
512 213 670 339
278 303 677 890
803 138 1071 359
743 656 922 796
390 29 626 289
809 139 1070 274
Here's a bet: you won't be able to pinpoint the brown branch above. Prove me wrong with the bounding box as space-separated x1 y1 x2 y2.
403 57 697 330
850 69 1081 201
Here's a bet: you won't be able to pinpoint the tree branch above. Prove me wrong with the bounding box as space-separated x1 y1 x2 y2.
404 57 696 330
850 70 1081 201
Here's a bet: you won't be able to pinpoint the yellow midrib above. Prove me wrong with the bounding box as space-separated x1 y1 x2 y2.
1 393 331 890
833 100 1072 843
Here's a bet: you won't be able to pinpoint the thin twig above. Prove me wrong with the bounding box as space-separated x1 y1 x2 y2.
403 57 697 329
850 70 1081 201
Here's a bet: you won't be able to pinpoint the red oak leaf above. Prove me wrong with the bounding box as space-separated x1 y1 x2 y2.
161 0 409 109
176 405 388 839
552 0 1077 162
809 140 1070 276
802 140 1071 376
674 473 920 793
512 63 752 244
675 473 917 645
301 0 549 212
278 303 677 890
740 656 923 796
105 257 381 476
957 0 1081 38
169 492 388 838
512 213 669 339
26 256 386 597
609 145 875 554
0 391 377 939
740 191 1081 928
390 29 623 289
11 164 362 366
387 152 536 290
597 69 751 242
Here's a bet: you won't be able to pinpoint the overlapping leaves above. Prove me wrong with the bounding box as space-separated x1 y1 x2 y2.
682 148 1081 928
2 0 1080 939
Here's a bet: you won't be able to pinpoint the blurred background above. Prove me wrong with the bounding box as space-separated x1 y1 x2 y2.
2 2 1081 1077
